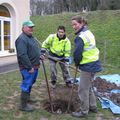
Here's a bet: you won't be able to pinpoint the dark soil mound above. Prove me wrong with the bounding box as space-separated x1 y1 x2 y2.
93 77 120 106
93 77 120 92
42 77 120 113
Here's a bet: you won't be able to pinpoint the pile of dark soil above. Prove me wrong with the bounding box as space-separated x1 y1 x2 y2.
42 77 120 113
93 77 120 92
93 77 120 106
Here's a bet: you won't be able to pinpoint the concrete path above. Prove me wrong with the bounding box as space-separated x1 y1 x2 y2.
0 55 18 74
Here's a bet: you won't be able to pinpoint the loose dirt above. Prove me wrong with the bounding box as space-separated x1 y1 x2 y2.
42 84 80 114
93 77 120 106
42 77 120 113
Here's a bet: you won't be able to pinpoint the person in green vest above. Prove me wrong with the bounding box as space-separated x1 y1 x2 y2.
40 26 72 88
71 15 102 117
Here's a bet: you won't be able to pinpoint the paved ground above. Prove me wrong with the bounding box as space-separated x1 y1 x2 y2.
0 55 18 74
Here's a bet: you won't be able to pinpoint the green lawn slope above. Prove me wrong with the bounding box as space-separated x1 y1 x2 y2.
32 10 120 73
0 10 120 120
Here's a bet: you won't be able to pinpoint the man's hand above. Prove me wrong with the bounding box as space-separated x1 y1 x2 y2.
40 54 46 60
64 57 69 62
65 62 69 67
64 57 70 67
40 48 47 60
28 68 34 73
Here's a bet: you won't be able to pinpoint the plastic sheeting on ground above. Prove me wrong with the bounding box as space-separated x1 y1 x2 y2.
98 74 120 86
74 74 120 85
111 89 120 93
98 97 120 114
73 74 120 114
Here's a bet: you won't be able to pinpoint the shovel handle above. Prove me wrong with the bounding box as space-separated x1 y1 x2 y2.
41 60 54 113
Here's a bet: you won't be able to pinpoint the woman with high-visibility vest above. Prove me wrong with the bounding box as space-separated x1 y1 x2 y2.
71 15 102 118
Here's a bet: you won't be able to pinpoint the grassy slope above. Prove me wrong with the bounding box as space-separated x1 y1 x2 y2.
0 10 120 119
32 10 120 73
32 10 120 42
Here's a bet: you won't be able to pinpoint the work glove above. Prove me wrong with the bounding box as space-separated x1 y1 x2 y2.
64 57 70 66
65 62 69 67
40 48 46 60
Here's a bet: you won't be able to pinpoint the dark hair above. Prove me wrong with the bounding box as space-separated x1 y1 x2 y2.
57 26 65 32
71 15 87 25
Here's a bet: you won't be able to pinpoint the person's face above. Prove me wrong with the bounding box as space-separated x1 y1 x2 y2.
57 29 65 38
22 26 34 36
71 20 83 33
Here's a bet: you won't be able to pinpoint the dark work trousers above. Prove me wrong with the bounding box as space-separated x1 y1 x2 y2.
49 59 71 83
78 70 96 115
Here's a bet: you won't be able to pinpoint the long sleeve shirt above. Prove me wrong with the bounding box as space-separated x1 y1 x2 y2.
15 33 40 70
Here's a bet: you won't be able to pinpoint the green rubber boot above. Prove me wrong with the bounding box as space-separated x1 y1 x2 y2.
19 91 34 112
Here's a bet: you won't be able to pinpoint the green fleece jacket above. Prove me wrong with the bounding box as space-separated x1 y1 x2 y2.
15 33 40 71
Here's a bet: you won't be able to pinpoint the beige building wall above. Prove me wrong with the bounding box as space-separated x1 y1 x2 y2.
0 0 30 56
11 0 30 36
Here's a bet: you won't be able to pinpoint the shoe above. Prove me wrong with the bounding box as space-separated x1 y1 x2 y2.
89 108 98 113
66 81 72 87
51 83 56 88
72 111 87 118
51 81 56 88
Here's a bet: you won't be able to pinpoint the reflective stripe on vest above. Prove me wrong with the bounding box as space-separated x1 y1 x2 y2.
79 30 99 64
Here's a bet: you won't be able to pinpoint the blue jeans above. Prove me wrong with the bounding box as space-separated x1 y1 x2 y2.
20 69 38 93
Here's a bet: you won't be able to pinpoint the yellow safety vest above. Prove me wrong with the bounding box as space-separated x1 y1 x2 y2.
79 30 99 64
42 34 71 57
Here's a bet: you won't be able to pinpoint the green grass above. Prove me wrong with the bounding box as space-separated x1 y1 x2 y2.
0 60 120 119
32 10 120 67
0 10 120 119
32 10 120 42
0 49 120 120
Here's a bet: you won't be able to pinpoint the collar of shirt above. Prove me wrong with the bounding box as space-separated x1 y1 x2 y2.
75 26 88 35
57 34 66 41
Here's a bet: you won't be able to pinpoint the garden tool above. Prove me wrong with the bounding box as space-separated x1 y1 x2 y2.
41 60 54 113
67 67 78 112
47 55 80 72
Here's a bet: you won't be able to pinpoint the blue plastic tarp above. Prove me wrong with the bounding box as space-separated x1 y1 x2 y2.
98 97 120 114
74 74 120 86
73 74 120 114
111 89 120 93
98 74 120 86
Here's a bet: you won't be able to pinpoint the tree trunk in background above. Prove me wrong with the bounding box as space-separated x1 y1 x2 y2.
30 0 120 16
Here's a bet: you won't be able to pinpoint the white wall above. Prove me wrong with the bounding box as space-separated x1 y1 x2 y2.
0 0 30 56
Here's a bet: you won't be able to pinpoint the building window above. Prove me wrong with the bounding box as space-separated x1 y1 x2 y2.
0 5 11 53
0 5 10 17
4 21 11 50
0 21 1 51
